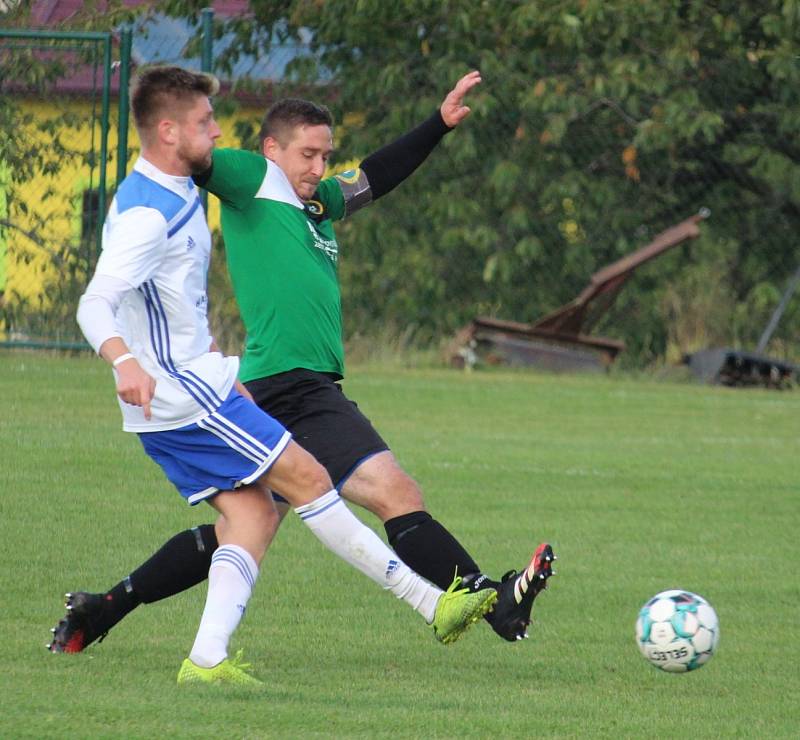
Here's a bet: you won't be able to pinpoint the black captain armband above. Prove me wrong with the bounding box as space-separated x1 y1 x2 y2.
334 168 373 218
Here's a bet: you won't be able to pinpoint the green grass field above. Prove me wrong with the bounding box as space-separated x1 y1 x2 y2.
1 352 798 738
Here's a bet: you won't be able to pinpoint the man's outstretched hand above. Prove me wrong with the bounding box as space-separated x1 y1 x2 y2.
440 70 482 128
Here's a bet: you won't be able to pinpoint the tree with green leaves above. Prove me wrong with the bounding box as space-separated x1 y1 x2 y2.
331 2 797 360
195 0 798 364
10 0 795 363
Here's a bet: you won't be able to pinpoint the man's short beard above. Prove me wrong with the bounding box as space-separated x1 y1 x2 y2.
177 144 212 175
187 152 213 175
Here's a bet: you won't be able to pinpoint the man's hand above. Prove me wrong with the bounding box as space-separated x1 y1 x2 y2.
99 338 158 420
440 70 482 128
115 358 157 420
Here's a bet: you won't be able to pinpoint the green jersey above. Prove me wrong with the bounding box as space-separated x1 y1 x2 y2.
203 148 348 382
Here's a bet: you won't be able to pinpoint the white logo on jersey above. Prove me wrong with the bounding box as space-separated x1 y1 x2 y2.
306 221 338 263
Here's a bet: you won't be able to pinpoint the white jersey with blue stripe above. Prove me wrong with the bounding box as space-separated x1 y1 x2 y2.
95 157 238 432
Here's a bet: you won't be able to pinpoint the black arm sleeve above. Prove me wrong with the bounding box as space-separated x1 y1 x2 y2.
359 110 452 201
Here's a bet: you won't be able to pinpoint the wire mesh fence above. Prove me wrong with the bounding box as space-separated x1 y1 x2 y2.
312 55 800 369
1 7 797 370
0 29 120 349
205 14 800 369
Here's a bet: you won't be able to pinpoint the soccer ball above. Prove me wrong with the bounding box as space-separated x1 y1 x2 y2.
635 589 719 672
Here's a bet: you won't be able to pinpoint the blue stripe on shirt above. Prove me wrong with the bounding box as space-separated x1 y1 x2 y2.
167 198 202 238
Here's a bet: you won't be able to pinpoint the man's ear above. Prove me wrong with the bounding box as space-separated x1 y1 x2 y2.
262 136 277 158
157 118 178 146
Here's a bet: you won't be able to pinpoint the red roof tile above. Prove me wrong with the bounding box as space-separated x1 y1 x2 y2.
31 0 252 25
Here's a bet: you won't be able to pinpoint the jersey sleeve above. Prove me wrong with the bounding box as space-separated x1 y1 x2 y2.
76 273 132 353
316 176 347 222
199 148 268 208
94 207 167 288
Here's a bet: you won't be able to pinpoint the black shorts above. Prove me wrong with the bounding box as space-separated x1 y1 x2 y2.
245 369 389 488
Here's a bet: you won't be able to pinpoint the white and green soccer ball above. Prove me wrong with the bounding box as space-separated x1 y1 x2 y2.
635 589 719 672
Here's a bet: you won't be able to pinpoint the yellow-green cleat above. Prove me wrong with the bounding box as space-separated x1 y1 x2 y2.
432 576 498 645
177 649 263 687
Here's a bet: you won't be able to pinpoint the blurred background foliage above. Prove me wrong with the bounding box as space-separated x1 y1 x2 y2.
200 0 800 366
2 0 798 367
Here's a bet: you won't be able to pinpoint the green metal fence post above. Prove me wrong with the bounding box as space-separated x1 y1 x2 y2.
116 28 132 190
201 8 214 72
95 34 112 256
200 7 214 216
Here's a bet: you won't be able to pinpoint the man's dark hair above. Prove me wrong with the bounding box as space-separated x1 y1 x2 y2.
131 65 219 135
258 98 333 148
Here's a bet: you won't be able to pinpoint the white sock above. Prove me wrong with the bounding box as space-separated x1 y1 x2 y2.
295 490 442 623
189 544 259 668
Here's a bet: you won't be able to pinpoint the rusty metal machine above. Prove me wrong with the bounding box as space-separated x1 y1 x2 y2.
450 211 707 372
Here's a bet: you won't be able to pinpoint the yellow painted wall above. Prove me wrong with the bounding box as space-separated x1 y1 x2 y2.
0 95 356 342
2 98 111 307
0 97 260 307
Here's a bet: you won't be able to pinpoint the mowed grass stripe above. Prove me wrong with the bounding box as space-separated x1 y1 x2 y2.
1 352 797 738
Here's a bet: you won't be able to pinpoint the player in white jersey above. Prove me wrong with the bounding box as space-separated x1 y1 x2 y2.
69 66 496 685
89 158 241 433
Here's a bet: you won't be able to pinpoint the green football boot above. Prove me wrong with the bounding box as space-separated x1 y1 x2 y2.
432 575 498 645
177 649 263 687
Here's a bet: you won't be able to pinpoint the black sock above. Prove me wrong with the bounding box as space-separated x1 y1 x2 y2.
89 525 218 639
385 511 495 591
127 524 218 604
91 579 142 637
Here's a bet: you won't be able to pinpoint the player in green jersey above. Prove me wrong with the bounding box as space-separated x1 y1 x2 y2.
49 71 555 653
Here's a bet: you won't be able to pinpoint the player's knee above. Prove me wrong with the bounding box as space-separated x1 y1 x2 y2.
242 502 280 562
254 492 280 523
270 445 334 504
211 488 279 558
397 478 425 511
236 490 278 527
380 472 425 516
295 457 334 497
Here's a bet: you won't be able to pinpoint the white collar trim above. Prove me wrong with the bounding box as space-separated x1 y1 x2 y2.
134 157 195 199
254 158 304 210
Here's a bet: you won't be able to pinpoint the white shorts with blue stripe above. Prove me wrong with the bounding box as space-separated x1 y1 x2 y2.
139 390 291 505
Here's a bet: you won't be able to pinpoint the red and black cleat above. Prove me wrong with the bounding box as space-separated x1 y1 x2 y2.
47 592 108 653
487 543 556 642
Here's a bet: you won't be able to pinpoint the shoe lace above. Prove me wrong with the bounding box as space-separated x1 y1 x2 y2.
228 649 254 673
